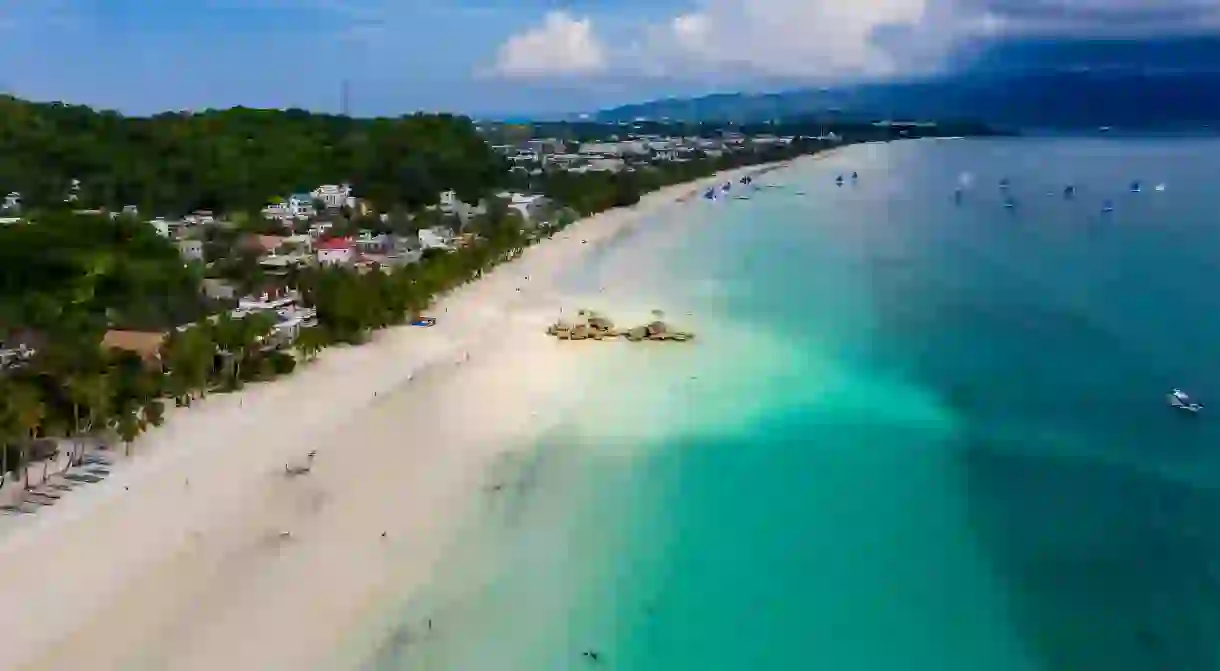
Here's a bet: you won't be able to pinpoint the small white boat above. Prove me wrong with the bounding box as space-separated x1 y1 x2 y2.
1155 183 1166 192
1168 388 1204 413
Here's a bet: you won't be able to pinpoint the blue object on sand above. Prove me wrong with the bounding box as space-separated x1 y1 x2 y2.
411 317 437 327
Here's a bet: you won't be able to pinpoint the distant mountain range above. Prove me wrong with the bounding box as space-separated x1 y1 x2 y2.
588 70 1220 130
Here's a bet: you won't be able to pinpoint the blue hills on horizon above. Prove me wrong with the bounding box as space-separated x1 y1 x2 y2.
587 69 1220 130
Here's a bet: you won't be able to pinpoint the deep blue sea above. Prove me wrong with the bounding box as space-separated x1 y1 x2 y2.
364 137 1220 670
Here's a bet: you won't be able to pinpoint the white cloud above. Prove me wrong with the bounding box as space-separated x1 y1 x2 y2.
490 0 1220 87
492 11 607 78
641 0 976 80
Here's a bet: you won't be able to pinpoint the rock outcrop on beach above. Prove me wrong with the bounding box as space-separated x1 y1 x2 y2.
546 310 694 342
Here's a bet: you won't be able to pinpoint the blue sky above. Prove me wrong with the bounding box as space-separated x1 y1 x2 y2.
1 0 1219 117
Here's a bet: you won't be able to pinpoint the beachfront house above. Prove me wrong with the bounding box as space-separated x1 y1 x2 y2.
316 237 357 265
418 226 455 251
391 235 423 265
496 192 550 226
437 190 485 226
101 330 167 371
232 286 317 349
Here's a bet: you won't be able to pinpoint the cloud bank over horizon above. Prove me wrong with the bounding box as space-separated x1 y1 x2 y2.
490 0 1220 87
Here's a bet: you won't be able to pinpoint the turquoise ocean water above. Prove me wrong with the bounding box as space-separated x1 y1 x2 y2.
362 137 1220 670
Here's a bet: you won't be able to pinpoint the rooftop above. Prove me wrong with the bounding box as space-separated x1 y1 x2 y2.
316 237 355 250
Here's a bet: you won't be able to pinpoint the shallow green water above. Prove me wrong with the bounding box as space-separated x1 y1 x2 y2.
366 137 1220 670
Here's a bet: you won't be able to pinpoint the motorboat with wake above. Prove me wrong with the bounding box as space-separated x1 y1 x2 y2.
1168 388 1204 414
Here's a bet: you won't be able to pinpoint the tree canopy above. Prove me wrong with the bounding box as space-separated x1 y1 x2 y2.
0 96 509 215
0 212 208 337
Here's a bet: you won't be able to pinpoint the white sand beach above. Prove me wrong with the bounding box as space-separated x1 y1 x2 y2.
0 163 779 671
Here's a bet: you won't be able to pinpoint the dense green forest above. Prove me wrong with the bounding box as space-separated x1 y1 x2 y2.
0 213 210 338
0 96 507 215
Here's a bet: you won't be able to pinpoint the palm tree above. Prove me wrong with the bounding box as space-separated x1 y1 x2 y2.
63 373 92 469
294 326 326 363
143 399 165 428
78 372 111 467
210 313 252 389
9 381 45 490
164 326 215 402
0 379 15 488
115 402 142 457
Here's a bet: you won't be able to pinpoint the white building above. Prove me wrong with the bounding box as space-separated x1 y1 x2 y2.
418 226 454 251
288 193 316 218
3 192 21 211
311 183 354 209
184 210 215 226
307 222 334 239
178 239 205 262
262 202 291 221
148 218 173 237
315 237 357 265
439 190 460 211
496 192 549 224
238 287 300 312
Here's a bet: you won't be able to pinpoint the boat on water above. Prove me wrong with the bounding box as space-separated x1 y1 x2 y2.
835 175 844 186
1155 183 1166 192
1130 180 1141 193
1002 198 1016 209
703 188 717 200
1101 200 1114 213
851 171 858 180
999 177 1010 190
1063 184 1075 197
1168 388 1204 414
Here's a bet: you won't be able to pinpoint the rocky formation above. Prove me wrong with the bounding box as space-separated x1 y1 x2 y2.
546 310 694 343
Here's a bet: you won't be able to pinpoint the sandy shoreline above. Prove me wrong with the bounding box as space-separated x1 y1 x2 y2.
0 160 798 670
